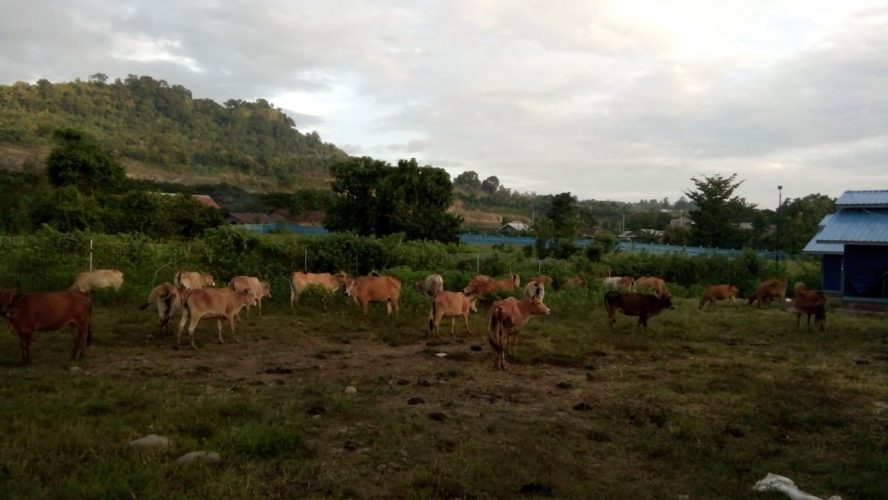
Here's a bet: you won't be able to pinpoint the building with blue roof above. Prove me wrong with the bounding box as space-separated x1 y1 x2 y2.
804 190 888 302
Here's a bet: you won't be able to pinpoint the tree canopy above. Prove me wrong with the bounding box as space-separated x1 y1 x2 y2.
685 173 752 248
46 128 126 194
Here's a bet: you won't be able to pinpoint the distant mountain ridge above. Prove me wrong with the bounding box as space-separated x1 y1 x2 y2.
0 74 347 190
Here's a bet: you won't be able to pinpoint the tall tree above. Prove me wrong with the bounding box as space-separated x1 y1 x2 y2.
547 192 582 238
45 128 126 195
481 175 500 195
684 173 749 248
324 157 389 236
454 171 482 190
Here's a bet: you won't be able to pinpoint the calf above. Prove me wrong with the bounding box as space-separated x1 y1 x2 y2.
70 269 124 293
523 280 546 302
699 284 739 310
602 276 636 292
488 297 551 370
748 279 787 309
428 291 477 337
635 276 670 297
345 275 402 320
604 291 673 332
414 274 444 297
228 275 272 318
793 282 826 332
177 288 257 349
0 289 92 364
289 271 348 306
174 270 215 290
139 282 182 333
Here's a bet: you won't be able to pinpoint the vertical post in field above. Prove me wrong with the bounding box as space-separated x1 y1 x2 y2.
89 239 94 271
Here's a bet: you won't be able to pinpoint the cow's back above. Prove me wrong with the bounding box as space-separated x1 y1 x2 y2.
11 291 91 330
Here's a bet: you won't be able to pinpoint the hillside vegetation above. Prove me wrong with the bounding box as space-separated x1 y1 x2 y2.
0 74 345 190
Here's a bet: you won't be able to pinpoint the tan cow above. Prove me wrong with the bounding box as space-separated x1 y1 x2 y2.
561 276 587 289
529 275 553 287
414 274 444 297
345 275 402 320
139 282 182 333
463 273 520 296
636 276 670 297
602 276 636 292
289 271 348 306
748 279 787 309
699 284 740 309
523 280 546 302
70 269 124 293
174 271 216 290
0 289 92 364
177 288 257 349
428 291 477 337
228 275 272 318
793 282 826 331
487 297 551 370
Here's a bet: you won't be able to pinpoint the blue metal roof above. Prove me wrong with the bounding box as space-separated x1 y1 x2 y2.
804 214 843 254
836 190 888 208
815 209 888 245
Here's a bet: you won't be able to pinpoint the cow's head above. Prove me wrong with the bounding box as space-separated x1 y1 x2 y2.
0 288 22 316
202 273 216 287
660 295 674 310
468 296 478 313
260 281 272 298
529 297 551 316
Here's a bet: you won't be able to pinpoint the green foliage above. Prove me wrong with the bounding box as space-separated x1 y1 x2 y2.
685 173 751 248
0 76 345 188
29 185 102 232
325 157 462 242
46 128 126 194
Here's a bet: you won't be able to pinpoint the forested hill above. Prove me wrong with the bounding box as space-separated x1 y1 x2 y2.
0 74 346 189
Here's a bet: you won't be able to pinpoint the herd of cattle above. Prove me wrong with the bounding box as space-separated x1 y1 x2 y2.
0 268 827 369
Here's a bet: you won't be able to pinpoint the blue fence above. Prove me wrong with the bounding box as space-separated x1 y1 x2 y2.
240 224 782 258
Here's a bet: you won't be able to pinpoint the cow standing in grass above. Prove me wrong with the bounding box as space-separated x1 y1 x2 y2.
177 288 257 349
793 282 827 332
70 269 124 293
414 274 444 298
345 275 402 321
0 289 92 364
174 271 216 290
488 297 550 370
748 279 787 309
139 282 182 334
289 271 348 307
428 291 477 337
604 291 673 332
699 284 739 310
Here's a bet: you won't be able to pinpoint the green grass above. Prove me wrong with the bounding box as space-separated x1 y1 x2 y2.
1 295 887 499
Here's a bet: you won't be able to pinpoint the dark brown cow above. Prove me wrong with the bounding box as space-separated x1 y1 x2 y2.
0 289 92 364
487 297 550 370
604 291 673 332
793 282 826 332
748 279 787 309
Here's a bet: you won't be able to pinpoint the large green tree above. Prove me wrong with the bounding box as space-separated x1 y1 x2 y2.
685 173 751 248
46 128 127 195
777 193 836 254
325 157 462 242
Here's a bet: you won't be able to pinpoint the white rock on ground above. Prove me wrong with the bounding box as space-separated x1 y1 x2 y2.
128 434 171 450
344 386 357 395
176 451 221 465
752 473 842 500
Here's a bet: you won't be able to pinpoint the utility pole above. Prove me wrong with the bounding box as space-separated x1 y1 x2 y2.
776 185 783 269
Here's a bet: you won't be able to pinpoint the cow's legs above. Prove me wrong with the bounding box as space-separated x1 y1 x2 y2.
362 301 370 321
463 314 472 335
187 315 201 349
16 330 33 364
227 315 241 344
450 317 456 337
72 324 88 360
216 319 225 344
177 308 190 346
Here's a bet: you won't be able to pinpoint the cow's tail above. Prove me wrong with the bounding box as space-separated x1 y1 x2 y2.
603 291 616 317
428 300 436 334
87 300 93 346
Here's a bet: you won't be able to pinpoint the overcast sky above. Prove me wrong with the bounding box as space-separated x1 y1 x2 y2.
2 1 886 207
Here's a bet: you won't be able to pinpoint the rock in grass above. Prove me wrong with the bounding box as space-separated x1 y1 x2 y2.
175 451 221 465
428 412 447 422
344 386 358 395
129 434 171 450
407 397 426 405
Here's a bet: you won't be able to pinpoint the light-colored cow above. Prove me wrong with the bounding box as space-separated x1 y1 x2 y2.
139 282 182 332
635 276 670 297
414 274 444 297
345 275 402 320
70 269 124 293
523 281 546 302
601 276 635 292
177 288 257 349
174 271 215 290
289 271 348 306
228 275 271 318
428 291 477 337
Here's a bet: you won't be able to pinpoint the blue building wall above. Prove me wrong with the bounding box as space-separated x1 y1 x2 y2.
822 254 842 293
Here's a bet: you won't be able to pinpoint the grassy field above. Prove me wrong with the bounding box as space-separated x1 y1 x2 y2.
1 289 886 499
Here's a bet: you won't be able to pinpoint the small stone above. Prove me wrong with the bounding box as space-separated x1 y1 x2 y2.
344 440 360 452
308 405 325 416
470 345 482 352
556 381 573 390
175 451 221 464
396 378 410 385
69 366 82 373
408 397 426 405
435 352 447 358
428 412 447 422
344 386 358 395
128 434 171 450
572 402 592 411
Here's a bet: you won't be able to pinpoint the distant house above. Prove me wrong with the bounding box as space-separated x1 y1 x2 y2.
159 193 222 210
804 190 888 303
498 222 529 234
670 215 693 228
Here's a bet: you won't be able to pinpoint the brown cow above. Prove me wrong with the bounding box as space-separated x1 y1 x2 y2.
428 291 477 337
0 289 92 364
793 282 826 332
345 275 402 320
601 276 636 292
139 282 182 333
635 276 670 297
70 269 124 293
463 273 520 296
414 274 444 297
529 275 553 287
177 288 257 349
604 291 673 332
748 279 787 309
488 297 551 370
289 271 348 306
699 284 740 309
561 276 587 289
174 271 216 290
228 275 272 318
